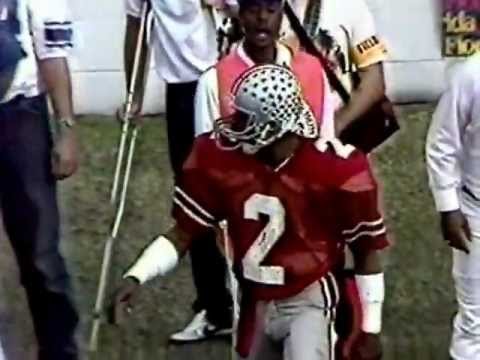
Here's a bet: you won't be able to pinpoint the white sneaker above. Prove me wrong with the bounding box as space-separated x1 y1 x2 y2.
169 310 232 343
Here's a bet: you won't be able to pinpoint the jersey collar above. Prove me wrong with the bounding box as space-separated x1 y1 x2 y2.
237 40 293 68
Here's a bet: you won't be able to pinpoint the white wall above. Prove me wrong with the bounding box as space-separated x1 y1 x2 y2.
70 0 451 114
69 0 164 114
365 0 453 103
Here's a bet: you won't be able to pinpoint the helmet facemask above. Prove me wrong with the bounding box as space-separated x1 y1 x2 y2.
214 64 319 154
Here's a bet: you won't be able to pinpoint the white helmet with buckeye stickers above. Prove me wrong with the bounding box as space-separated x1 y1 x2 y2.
214 64 319 154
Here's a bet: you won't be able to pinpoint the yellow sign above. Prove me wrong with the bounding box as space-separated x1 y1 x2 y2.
443 1 480 56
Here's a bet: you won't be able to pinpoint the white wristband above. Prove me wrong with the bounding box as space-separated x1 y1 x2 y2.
355 273 385 334
124 235 179 284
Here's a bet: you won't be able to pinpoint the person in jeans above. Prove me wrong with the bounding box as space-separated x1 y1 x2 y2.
0 0 79 358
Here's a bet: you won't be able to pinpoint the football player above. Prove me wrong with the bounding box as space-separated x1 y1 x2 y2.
111 64 388 360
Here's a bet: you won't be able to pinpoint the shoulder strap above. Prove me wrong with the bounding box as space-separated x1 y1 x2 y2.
284 1 351 104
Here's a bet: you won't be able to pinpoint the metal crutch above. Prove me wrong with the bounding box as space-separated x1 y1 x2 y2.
110 1 151 205
88 0 151 352
220 221 240 360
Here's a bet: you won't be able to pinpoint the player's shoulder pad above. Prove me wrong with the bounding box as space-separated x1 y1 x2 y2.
299 138 370 188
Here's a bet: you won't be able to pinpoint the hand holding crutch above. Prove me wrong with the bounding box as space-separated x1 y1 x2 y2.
88 0 152 352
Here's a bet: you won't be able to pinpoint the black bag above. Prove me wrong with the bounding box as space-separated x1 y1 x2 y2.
284 1 399 153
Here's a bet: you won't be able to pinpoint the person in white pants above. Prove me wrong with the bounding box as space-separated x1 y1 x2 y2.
426 53 480 360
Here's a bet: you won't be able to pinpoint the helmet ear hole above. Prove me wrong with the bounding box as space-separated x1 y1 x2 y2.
231 110 250 132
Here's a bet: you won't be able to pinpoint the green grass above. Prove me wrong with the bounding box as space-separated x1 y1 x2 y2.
0 106 457 359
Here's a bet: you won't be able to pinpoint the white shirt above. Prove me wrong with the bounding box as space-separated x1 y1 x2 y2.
125 0 219 83
282 0 387 107
426 54 480 217
1 0 73 103
194 41 336 138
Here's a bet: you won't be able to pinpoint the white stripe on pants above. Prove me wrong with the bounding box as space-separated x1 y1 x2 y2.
451 215 480 360
240 278 337 360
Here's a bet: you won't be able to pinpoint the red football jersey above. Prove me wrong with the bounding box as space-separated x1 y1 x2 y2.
173 134 388 297
172 134 388 356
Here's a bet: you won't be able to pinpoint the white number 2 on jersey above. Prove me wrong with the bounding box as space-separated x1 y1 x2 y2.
242 194 286 285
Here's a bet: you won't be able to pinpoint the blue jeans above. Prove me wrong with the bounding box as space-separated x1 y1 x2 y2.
0 95 79 360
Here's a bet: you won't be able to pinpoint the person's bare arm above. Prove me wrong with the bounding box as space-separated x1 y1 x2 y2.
351 247 382 275
347 246 384 360
38 58 73 119
120 14 149 119
109 224 197 324
338 157 387 360
38 58 78 180
335 63 386 135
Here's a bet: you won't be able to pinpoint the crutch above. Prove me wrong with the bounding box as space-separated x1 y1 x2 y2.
110 1 151 205
88 0 151 352
220 221 240 360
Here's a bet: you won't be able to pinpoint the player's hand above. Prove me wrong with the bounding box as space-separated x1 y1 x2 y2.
441 210 471 254
108 277 141 326
51 127 79 180
347 332 382 360
116 101 142 126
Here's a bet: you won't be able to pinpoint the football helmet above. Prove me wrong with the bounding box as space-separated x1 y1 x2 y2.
214 64 319 154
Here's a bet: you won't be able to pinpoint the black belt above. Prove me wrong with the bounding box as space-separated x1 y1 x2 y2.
0 94 45 113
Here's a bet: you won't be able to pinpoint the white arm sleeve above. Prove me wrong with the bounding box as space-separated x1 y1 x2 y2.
194 68 220 136
426 63 474 212
124 236 179 284
28 0 73 59
355 273 385 334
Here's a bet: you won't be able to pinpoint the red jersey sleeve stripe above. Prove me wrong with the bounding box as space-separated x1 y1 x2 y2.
173 197 215 229
174 187 216 221
342 217 384 235
345 226 387 244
